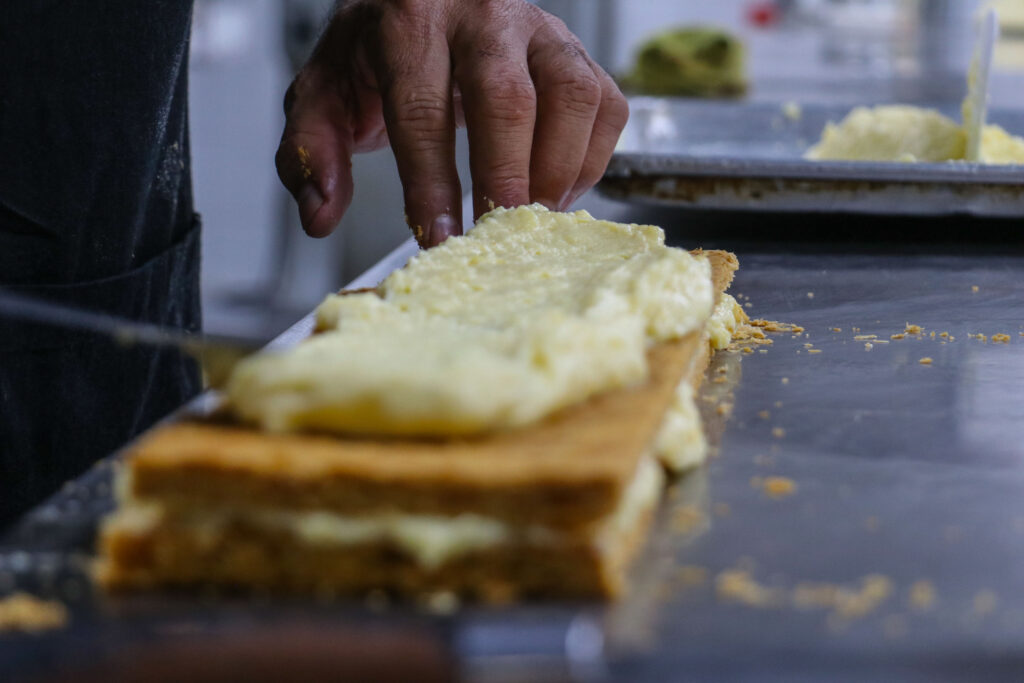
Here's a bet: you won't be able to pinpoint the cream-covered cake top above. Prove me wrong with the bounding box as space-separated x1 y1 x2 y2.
227 204 714 437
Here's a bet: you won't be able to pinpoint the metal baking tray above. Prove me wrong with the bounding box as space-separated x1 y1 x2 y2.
600 98 1024 217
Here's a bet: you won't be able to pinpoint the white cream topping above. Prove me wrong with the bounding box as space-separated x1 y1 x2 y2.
653 380 708 473
227 205 714 437
707 293 746 351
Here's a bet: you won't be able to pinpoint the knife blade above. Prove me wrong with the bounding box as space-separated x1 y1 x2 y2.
0 288 266 389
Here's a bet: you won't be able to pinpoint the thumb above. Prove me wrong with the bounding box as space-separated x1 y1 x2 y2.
275 74 355 238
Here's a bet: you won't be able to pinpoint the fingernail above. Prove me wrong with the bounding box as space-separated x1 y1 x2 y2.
297 183 324 232
428 214 458 246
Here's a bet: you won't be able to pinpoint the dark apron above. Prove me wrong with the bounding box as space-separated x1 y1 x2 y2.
0 1 201 526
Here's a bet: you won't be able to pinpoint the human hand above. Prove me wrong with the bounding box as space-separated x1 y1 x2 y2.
275 0 628 248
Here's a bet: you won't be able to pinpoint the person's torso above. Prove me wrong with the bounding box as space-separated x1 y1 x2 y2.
0 1 196 285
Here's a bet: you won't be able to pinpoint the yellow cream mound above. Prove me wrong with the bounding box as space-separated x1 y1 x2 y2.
707 293 746 351
228 204 714 437
807 105 1024 164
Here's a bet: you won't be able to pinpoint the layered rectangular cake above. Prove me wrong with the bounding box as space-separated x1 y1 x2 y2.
97 205 742 600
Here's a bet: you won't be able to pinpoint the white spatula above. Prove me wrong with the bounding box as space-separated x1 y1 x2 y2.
964 8 1000 163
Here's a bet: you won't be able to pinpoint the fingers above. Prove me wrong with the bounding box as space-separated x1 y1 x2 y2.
275 71 356 238
376 10 462 248
526 31 602 210
568 66 629 207
452 28 536 220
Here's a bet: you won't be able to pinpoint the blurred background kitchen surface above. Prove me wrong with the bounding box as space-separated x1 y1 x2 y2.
191 0 1024 339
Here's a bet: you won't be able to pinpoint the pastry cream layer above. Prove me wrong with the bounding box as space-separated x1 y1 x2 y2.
108 457 664 571
807 105 1024 164
228 205 714 436
707 293 746 351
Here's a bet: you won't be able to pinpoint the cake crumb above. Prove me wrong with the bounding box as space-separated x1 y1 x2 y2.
806 292 815 299
715 569 785 608
940 332 949 338
808 349 822 354
0 593 69 633
905 323 923 335
749 319 804 335
741 347 753 354
890 333 905 340
804 343 814 349
774 401 783 408
855 334 878 341
972 285 980 293
919 357 933 365
831 327 842 333
909 580 936 611
992 334 1011 343
758 410 771 420
781 377 789 385
865 343 874 350
772 427 786 439
852 327 861 333
761 476 796 499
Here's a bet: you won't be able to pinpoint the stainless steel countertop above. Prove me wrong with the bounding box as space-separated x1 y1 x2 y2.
2 198 1023 682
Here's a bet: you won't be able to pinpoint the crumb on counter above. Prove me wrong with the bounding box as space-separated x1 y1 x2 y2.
772 427 786 439
808 349 822 354
750 319 804 334
972 285 980 293
855 335 878 341
905 323 923 335
716 569 786 608
0 593 69 633
781 377 789 385
992 334 1011 343
807 292 815 299
865 343 874 350
758 410 771 420
919 357 933 365
831 327 842 333
761 476 797 499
